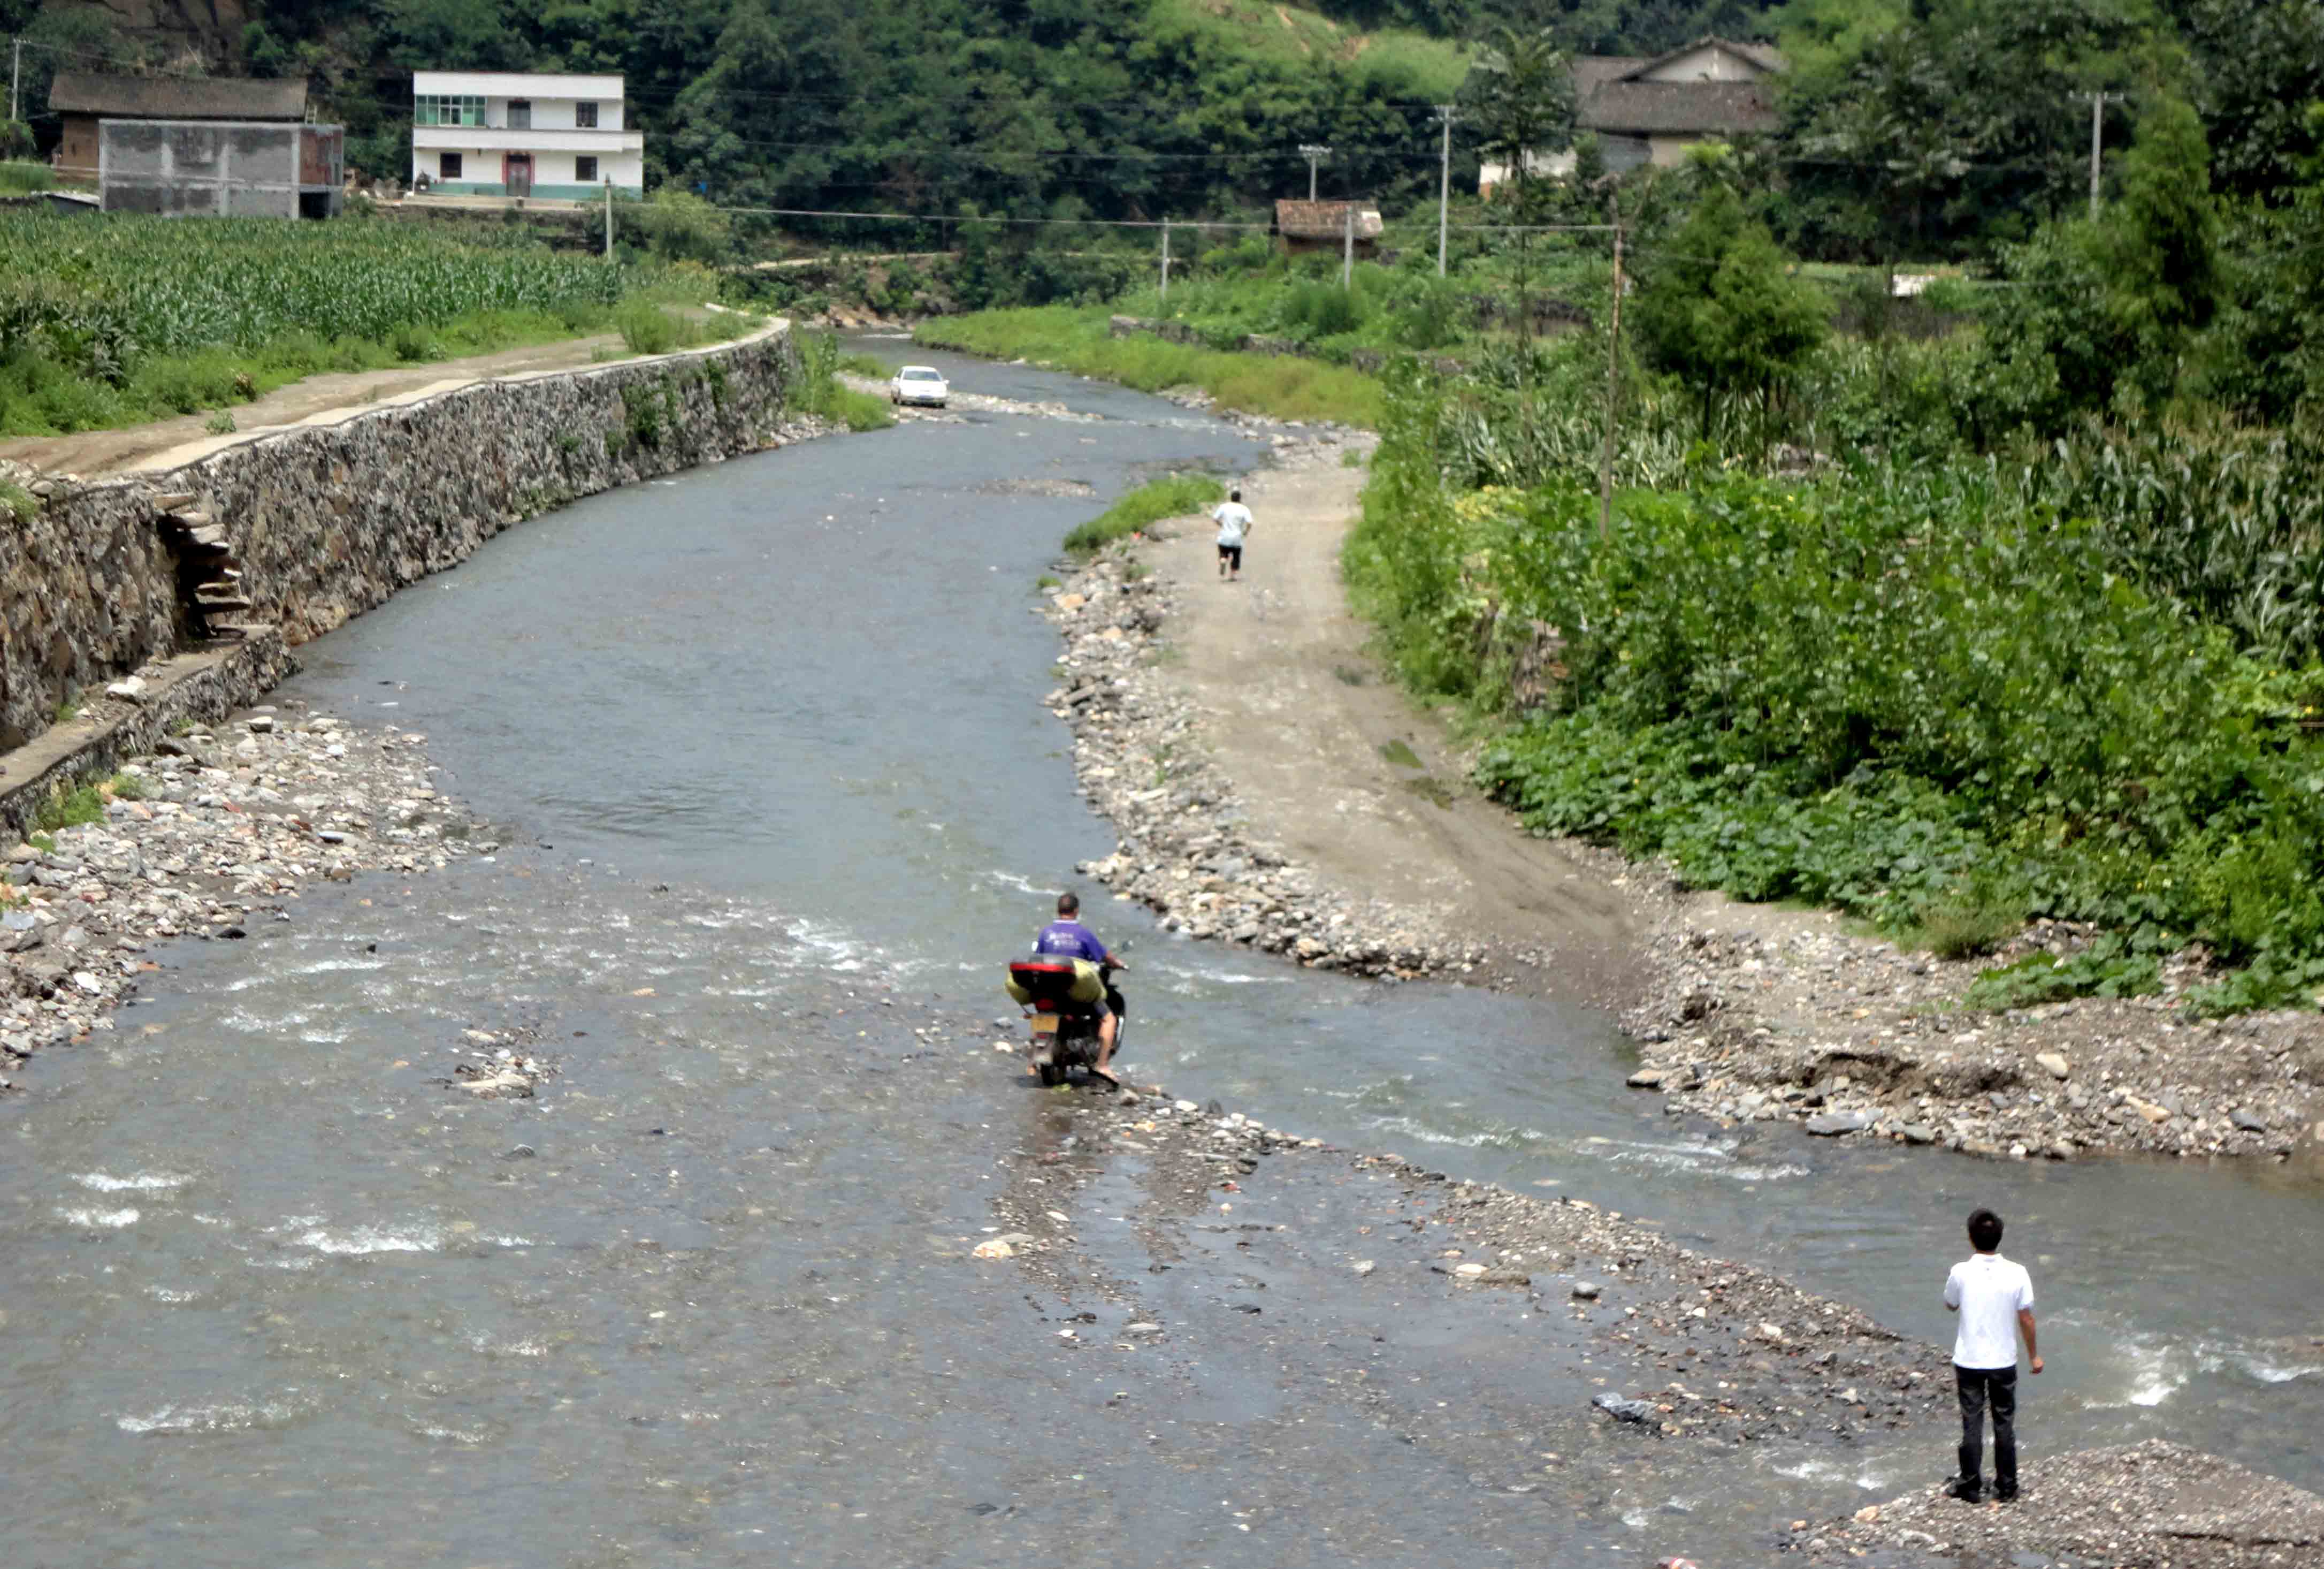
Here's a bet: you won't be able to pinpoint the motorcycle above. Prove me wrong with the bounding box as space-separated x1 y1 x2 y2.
1005 956 1124 1087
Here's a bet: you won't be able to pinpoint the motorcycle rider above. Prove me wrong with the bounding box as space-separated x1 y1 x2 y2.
1032 892 1126 1076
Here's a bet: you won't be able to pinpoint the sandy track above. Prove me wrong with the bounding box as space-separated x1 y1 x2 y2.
1147 458 1643 1008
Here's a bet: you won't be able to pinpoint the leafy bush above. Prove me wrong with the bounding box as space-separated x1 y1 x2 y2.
1354 363 2324 1008
34 784 105 833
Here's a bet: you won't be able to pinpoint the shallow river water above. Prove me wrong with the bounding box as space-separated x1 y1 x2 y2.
3 346 2320 1566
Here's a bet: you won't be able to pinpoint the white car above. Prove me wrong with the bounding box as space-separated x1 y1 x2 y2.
890 365 950 408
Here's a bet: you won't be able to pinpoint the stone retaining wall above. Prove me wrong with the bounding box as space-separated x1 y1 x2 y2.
0 320 800 752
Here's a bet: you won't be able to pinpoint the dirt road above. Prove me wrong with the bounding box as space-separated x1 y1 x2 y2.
1146 455 1645 1007
0 334 622 478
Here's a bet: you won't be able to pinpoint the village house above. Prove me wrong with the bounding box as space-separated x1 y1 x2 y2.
409 71 644 201
47 72 307 186
1479 37 1784 193
1274 199 1385 258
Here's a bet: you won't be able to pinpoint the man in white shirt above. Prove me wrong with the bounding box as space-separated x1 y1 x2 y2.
1212 489 1253 582
1943 1207 2043 1503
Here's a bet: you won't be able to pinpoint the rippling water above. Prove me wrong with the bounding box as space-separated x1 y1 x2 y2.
2 349 2318 1565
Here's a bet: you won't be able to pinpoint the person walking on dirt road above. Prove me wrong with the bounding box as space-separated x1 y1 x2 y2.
1943 1208 2042 1504
1213 489 1253 582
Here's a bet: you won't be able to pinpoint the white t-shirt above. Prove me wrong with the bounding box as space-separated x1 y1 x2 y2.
1213 501 1252 547
1945 1253 2035 1369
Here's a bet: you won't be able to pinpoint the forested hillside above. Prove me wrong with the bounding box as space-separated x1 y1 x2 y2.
3 0 2317 263
1 0 1486 217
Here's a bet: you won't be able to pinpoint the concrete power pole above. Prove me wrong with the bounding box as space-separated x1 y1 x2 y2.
1160 217 1171 300
2083 92 2123 220
1342 202 1354 290
11 38 21 126
1432 105 1456 278
1299 143 1332 202
1599 191 1623 540
603 178 613 262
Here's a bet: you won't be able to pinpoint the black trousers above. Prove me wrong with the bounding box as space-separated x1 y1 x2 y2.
1955 1365 2019 1495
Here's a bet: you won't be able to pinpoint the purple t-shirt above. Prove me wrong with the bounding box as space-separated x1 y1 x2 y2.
1033 920 1110 965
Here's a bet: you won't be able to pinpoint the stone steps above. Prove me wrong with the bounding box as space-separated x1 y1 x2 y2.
144 489 254 641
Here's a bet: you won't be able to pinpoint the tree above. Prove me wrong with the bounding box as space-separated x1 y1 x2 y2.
1461 25 1574 214
1631 179 1828 440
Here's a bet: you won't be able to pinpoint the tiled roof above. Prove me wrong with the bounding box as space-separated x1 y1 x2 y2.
1578 79 1780 136
47 71 308 121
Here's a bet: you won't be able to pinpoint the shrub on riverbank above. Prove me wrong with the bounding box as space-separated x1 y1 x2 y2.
1064 474 1226 555
917 307 1382 426
794 332 893 432
1349 369 2324 1011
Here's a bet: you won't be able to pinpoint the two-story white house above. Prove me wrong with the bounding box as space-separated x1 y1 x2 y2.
410 71 643 200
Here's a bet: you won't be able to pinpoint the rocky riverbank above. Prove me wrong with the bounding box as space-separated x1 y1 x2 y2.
1034 426 2324 1162
1794 1438 2324 1567
2 698 479 1085
981 1070 1953 1453
974 1065 2324 1566
1617 900 2324 1163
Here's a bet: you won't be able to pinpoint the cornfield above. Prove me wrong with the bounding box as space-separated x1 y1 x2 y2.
0 212 624 361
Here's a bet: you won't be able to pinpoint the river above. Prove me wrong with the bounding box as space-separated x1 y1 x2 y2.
1 345 2318 1566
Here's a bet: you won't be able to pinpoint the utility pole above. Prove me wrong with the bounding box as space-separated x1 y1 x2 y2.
1160 217 1171 300
1298 143 1332 202
1599 192 1623 540
2083 92 2123 220
1342 201 1354 290
1432 104 1456 278
10 37 20 126
603 178 613 262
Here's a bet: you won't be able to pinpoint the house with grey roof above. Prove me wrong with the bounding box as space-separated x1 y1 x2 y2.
1480 39 1784 193
48 72 309 185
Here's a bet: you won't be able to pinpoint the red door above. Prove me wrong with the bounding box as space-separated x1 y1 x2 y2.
503 154 533 197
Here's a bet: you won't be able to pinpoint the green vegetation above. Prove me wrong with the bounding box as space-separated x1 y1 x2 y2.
794 333 894 432
921 308 1382 426
0 474 34 522
1065 474 1226 555
0 213 750 437
1337 83 2324 1014
33 783 106 834
0 160 55 195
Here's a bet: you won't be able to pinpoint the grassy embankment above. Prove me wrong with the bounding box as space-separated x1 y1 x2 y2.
1347 336 2324 1015
918 307 1384 426
0 212 754 438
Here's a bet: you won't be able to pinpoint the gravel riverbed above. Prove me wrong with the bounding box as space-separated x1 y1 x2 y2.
1 698 483 1082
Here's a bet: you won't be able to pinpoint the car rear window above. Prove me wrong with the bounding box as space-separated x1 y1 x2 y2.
901 368 941 380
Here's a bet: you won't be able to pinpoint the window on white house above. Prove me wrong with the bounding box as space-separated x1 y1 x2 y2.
508 99 532 130
575 102 599 128
575 155 599 182
439 152 463 180
415 95 485 127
